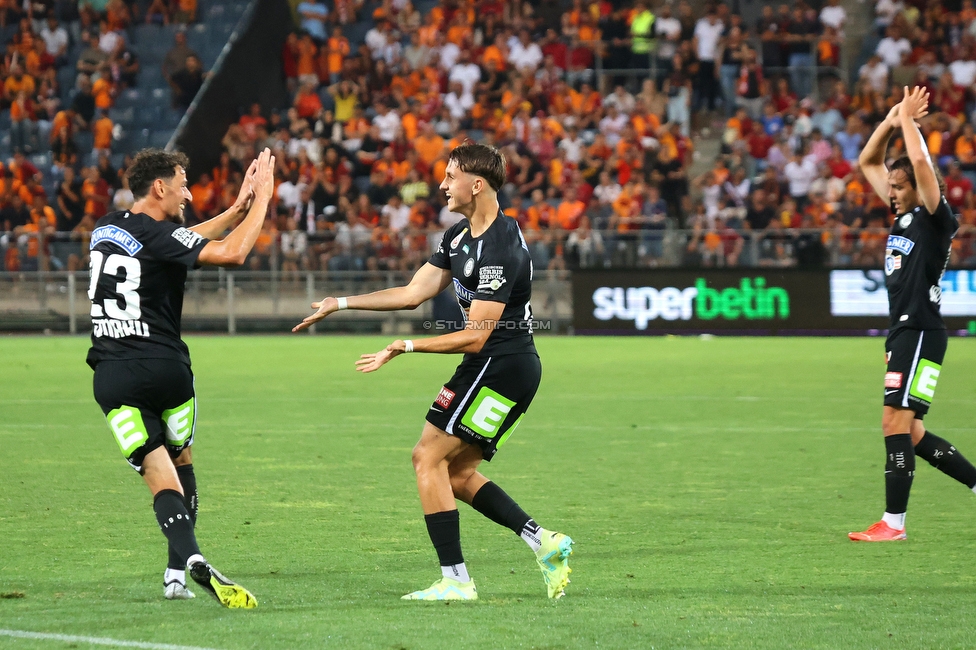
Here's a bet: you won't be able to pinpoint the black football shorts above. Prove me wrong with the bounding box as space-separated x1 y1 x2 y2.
92 359 197 472
426 353 542 461
883 328 947 417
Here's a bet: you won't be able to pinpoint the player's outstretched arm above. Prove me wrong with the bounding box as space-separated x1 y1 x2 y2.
859 104 900 203
292 262 452 332
196 148 275 267
355 299 505 373
898 85 940 213
189 159 257 240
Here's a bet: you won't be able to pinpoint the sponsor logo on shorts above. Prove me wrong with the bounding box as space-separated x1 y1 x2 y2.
910 359 941 403
436 387 456 408
885 371 903 388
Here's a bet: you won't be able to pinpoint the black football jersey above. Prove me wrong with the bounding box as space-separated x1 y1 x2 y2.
429 213 537 358
85 210 210 367
884 195 957 331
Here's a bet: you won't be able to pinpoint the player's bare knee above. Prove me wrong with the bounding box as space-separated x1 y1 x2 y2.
882 407 915 435
448 466 475 496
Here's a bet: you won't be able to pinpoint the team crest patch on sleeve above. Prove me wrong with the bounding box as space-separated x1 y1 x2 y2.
436 387 456 408
172 227 204 248
450 228 468 249
90 225 143 255
477 265 506 291
885 372 903 388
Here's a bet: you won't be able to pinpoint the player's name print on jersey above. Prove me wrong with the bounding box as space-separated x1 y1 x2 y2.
90 224 143 256
92 318 150 338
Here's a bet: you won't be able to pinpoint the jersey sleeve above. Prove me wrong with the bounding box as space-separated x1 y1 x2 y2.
474 232 521 304
428 224 454 269
932 196 959 232
139 218 210 267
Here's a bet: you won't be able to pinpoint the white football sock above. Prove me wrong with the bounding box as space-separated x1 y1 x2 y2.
520 523 544 552
441 563 470 583
185 553 206 569
882 512 906 530
164 568 186 585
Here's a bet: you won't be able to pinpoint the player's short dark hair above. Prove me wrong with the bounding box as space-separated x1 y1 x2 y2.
448 143 506 192
127 149 190 199
890 156 947 196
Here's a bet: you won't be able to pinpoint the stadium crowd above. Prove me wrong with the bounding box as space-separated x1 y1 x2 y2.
3 0 976 274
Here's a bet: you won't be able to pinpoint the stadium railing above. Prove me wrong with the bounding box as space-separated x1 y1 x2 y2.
4 227 973 278
0 268 573 334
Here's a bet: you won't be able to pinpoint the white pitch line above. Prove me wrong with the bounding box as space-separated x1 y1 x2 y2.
0 629 221 650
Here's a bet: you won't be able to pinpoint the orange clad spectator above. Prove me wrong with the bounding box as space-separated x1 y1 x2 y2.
525 190 554 230
323 29 350 81
446 14 472 46
238 103 267 141
190 172 217 217
296 34 318 85
431 157 448 184
4 66 36 102
92 75 114 110
556 192 585 231
401 110 419 140
481 35 508 70
93 112 114 150
82 167 111 219
293 82 323 119
417 13 440 46
414 123 445 167
174 0 198 24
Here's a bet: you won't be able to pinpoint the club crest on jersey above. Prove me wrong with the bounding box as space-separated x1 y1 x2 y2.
884 254 902 275
899 214 913 228
886 235 914 256
450 228 468 250
463 258 475 277
90 225 143 255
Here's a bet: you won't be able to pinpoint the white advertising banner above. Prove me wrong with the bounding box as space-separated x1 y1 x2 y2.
830 270 976 316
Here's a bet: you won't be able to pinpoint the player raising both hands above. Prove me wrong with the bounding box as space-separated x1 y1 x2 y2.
849 87 976 541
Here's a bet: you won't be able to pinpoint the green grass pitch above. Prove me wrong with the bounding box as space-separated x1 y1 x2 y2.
2 335 976 649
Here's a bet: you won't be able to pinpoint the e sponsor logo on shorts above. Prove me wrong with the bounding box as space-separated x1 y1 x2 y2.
910 359 941 403
460 387 515 438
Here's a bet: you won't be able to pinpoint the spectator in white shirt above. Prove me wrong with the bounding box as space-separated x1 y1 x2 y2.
365 21 392 60
40 16 68 67
598 104 629 146
819 0 846 39
603 85 636 114
435 31 461 71
382 195 411 232
948 49 976 87
443 81 473 120
372 102 402 143
859 54 890 92
508 29 544 75
875 26 911 68
448 50 480 102
783 151 819 208
558 126 586 164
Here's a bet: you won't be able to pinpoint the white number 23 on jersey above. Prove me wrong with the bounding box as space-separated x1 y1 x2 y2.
88 251 142 320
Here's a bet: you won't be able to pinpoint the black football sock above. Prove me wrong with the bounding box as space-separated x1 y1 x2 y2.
884 434 915 516
154 489 201 568
167 465 199 570
915 431 976 489
470 481 532 534
424 510 464 568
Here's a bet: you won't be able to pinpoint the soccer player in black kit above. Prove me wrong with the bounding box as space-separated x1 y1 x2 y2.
294 143 574 600
850 87 976 541
87 147 275 604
